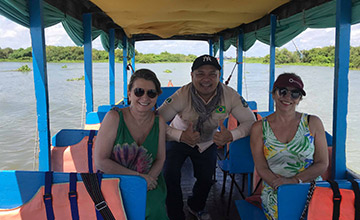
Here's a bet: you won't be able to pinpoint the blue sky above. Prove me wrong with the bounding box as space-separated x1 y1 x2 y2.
1 15 360 57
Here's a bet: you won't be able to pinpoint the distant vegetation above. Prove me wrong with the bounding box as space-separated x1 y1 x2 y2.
231 46 360 69
16 64 31 72
0 46 197 64
1 45 360 69
67 75 85 81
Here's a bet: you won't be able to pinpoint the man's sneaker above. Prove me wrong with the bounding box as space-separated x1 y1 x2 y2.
188 206 212 220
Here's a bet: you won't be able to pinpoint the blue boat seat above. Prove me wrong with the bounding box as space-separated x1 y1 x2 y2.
235 199 267 220
156 86 180 107
97 103 127 112
217 136 254 215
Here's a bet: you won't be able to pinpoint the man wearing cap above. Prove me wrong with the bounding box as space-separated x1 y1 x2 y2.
158 54 256 220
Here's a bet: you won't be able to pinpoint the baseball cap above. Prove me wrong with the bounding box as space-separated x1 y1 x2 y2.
273 73 306 96
191 55 221 71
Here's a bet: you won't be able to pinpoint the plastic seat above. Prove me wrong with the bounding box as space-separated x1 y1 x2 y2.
217 136 254 215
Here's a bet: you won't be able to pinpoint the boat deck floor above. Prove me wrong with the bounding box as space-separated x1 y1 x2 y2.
180 148 248 220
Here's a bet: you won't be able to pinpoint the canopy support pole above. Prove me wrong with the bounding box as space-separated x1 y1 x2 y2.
109 29 115 105
123 35 128 105
219 36 224 82
83 13 93 115
268 14 276 112
333 0 351 179
29 0 51 171
237 30 244 95
209 39 213 56
131 39 135 73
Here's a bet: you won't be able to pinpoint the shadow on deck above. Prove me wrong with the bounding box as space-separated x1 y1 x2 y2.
180 148 249 220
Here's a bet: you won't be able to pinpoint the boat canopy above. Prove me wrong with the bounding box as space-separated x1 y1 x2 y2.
1 0 360 54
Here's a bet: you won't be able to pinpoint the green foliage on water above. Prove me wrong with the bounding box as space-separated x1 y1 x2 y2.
163 69 172 73
62 65 67 68
1 45 360 69
67 75 84 81
16 64 31 72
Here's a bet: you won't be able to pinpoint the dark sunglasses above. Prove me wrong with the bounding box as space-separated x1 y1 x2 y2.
133 88 158 98
277 87 301 99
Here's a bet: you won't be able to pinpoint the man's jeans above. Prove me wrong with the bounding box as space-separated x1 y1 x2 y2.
163 141 217 220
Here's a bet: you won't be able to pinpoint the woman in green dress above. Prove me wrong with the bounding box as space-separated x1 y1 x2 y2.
250 73 329 220
95 69 169 220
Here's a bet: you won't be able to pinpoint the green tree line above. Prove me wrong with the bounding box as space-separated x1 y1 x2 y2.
0 46 197 63
262 46 360 69
0 45 359 69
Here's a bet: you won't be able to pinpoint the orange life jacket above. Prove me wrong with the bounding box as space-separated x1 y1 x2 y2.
307 180 360 220
0 178 126 220
51 131 97 173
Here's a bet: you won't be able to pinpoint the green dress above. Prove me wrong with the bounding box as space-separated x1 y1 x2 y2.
112 110 168 220
261 113 321 220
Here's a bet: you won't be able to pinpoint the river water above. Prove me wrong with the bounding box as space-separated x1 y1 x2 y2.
0 62 359 173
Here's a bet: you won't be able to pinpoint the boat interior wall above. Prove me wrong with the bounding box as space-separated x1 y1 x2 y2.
0 171 147 220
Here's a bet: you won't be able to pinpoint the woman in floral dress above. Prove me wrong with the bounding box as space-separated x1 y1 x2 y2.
250 73 329 220
95 69 168 220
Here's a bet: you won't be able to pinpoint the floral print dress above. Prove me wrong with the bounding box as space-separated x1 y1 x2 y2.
112 110 168 220
261 113 321 220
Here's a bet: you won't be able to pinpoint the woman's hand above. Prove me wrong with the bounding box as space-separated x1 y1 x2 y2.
270 175 297 189
139 173 158 191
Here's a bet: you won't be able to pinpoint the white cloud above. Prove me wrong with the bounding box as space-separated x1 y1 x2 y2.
351 24 360 46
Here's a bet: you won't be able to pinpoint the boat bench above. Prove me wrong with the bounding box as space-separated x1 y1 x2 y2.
0 170 147 220
49 129 148 219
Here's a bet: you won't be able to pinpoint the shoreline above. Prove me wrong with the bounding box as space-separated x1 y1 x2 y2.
2 59 359 70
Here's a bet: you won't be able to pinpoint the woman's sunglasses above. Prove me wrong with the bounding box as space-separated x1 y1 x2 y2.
277 87 301 99
134 88 158 98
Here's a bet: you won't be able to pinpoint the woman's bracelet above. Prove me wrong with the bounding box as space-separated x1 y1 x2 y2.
294 176 303 183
